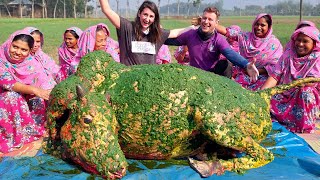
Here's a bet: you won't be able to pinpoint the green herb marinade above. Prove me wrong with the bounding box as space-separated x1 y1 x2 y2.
45 51 320 178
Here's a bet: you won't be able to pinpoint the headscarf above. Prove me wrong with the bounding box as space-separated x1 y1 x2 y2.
23 27 60 76
0 29 56 90
295 20 316 30
274 26 320 84
237 13 283 71
284 20 317 50
71 23 120 72
58 27 83 66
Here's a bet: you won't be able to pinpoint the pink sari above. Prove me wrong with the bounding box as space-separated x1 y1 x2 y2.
269 26 320 133
219 25 241 61
23 27 61 82
229 14 283 91
226 25 241 53
71 23 120 74
174 46 190 65
58 27 83 82
156 45 171 64
0 30 55 153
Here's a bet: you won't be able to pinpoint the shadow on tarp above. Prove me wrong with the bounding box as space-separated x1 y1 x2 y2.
0 122 319 180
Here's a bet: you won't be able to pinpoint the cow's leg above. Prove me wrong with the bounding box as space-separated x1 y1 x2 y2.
189 136 273 177
189 109 274 177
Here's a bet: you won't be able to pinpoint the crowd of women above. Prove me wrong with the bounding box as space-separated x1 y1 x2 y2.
0 0 319 154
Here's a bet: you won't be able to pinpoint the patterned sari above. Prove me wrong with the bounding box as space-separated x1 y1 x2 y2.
23 27 61 83
229 13 283 90
156 45 171 64
71 23 120 74
0 30 55 153
58 27 83 82
269 26 320 133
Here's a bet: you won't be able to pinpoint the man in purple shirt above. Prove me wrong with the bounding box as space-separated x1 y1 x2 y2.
165 7 258 82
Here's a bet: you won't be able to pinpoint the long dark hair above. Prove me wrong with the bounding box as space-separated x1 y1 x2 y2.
133 0 161 44
12 34 34 50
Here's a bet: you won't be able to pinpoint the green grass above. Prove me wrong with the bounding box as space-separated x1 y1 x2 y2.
0 16 319 62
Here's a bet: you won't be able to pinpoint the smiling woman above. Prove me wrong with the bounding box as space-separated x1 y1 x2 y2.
58 27 83 82
261 26 320 133
253 14 271 38
98 0 194 65
0 30 56 153
218 13 283 91
23 27 61 83
9 37 31 62
69 23 120 76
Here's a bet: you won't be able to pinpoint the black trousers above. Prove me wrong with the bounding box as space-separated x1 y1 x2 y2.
210 60 233 78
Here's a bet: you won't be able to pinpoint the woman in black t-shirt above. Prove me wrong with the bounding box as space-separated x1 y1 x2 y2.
99 0 193 65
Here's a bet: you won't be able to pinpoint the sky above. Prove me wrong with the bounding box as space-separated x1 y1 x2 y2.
104 0 319 10
220 0 318 10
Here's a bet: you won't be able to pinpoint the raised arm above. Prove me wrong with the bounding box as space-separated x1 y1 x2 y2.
216 24 227 36
168 25 197 38
99 0 120 29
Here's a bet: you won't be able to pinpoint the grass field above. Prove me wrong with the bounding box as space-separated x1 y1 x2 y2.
0 16 319 62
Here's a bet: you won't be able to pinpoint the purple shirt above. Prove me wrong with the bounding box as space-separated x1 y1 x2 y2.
175 29 230 71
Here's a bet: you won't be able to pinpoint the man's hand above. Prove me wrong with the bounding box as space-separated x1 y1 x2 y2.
246 59 259 82
191 16 202 26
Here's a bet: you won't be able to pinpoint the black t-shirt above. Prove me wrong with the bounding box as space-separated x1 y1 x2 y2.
117 17 170 65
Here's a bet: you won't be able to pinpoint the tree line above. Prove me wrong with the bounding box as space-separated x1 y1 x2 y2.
0 0 95 18
0 0 319 18
161 0 320 16
228 1 320 16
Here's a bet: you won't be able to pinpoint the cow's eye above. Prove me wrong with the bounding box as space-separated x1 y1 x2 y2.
84 117 92 124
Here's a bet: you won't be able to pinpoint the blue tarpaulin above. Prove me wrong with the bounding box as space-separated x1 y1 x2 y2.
0 122 319 180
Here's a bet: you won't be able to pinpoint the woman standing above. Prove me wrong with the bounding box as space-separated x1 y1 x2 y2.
99 0 193 65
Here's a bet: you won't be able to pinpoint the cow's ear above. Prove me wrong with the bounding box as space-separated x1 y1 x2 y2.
76 84 86 100
105 92 112 106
